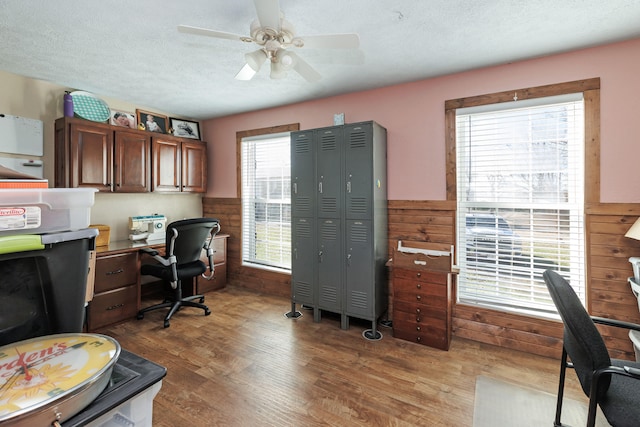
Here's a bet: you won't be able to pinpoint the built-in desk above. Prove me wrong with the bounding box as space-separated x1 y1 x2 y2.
87 234 228 331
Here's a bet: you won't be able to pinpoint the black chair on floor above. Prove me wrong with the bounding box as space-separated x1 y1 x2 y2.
137 217 220 328
543 269 640 427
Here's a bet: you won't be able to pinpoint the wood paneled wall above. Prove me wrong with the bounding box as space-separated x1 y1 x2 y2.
203 197 640 360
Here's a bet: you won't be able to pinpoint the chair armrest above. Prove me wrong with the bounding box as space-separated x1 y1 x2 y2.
139 247 172 267
592 316 640 333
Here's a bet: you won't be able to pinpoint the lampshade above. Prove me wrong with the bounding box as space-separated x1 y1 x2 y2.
625 217 640 240
235 49 267 80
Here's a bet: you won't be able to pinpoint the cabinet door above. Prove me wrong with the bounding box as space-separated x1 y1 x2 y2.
182 140 207 193
115 131 150 192
152 137 181 192
345 219 373 319
344 123 373 220
291 131 315 218
317 218 342 312
70 123 112 191
316 127 342 219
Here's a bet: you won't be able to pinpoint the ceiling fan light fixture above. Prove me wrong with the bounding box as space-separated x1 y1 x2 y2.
270 61 287 79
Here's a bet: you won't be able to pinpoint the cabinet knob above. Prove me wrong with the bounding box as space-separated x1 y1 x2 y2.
416 272 421 278
416 317 421 323
416 283 421 289
416 336 422 342
416 295 421 301
416 326 421 331
416 308 421 314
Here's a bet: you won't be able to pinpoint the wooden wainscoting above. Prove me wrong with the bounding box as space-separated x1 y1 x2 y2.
203 197 640 359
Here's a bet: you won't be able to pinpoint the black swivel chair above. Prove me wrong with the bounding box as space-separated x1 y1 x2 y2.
543 269 640 427
137 218 220 328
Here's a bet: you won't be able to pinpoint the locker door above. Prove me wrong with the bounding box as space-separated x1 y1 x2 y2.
317 219 342 312
291 217 316 307
316 127 342 219
344 123 373 220
291 131 315 218
345 219 374 319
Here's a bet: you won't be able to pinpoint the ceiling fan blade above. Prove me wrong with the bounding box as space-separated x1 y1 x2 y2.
254 0 281 32
292 33 360 49
178 25 250 42
288 52 322 83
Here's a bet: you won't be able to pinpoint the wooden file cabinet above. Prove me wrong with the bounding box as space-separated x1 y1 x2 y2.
88 251 139 330
392 268 452 350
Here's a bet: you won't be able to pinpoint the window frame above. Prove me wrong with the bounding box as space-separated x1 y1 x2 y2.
445 78 601 312
236 123 300 272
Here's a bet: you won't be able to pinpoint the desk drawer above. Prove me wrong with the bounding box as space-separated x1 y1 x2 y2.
88 285 138 330
95 252 138 293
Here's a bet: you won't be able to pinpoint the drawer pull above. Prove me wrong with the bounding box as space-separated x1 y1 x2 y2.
416 336 422 342
416 317 421 323
106 268 124 275
416 308 421 314
416 272 421 278
106 303 125 311
416 295 421 301
416 283 421 289
416 326 421 331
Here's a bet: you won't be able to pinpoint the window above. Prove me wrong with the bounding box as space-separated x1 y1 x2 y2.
241 132 292 271
455 94 585 317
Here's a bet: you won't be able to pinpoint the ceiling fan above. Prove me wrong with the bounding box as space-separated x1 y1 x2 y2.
178 0 360 82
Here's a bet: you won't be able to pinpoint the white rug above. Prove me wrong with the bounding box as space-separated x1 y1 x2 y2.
473 375 611 427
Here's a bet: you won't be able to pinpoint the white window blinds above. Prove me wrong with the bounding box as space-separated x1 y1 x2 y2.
241 132 291 271
456 94 585 316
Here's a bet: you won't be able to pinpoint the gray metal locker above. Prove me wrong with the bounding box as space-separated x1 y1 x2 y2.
290 217 317 319
288 121 387 340
291 131 315 218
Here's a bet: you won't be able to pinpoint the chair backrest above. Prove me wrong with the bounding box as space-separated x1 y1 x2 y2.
165 218 219 265
543 269 612 397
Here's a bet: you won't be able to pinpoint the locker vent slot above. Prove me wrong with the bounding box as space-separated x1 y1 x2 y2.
320 198 338 214
320 222 338 240
349 198 368 215
350 291 368 309
295 138 312 154
350 223 369 243
321 286 338 304
320 136 337 151
349 132 367 149
295 198 312 214
296 220 312 238
294 281 313 301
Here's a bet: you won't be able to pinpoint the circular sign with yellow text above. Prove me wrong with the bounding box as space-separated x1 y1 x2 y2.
0 333 120 422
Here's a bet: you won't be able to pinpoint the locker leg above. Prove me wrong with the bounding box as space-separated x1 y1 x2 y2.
341 314 349 330
284 302 302 319
313 307 320 322
363 320 383 340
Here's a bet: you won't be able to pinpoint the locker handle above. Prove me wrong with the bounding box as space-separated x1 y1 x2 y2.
347 253 352 266
318 182 323 193
318 250 323 262
293 183 297 194
294 248 297 260
346 181 351 193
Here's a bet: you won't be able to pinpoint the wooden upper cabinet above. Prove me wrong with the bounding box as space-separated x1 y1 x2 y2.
152 137 181 192
115 130 151 192
56 117 207 194
68 122 113 191
152 136 207 193
182 140 207 193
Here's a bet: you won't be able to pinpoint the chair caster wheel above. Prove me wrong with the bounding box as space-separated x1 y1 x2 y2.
136 313 144 320
205 309 211 316
164 320 170 328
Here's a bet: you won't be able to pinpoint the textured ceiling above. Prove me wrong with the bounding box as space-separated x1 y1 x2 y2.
1 1 640 120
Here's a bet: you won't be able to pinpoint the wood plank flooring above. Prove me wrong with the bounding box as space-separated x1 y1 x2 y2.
96 286 587 426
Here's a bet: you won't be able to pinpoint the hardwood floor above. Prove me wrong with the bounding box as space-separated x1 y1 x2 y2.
96 286 587 426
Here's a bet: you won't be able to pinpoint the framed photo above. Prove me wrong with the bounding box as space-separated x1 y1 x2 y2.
136 109 168 134
170 117 201 140
110 110 136 129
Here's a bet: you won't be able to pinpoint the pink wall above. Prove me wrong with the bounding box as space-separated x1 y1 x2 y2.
202 38 640 202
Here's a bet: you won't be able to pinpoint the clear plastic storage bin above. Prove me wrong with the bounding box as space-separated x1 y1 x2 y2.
0 188 96 235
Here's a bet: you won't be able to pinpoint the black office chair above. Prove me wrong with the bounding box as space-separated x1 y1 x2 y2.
137 218 220 328
543 269 640 427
